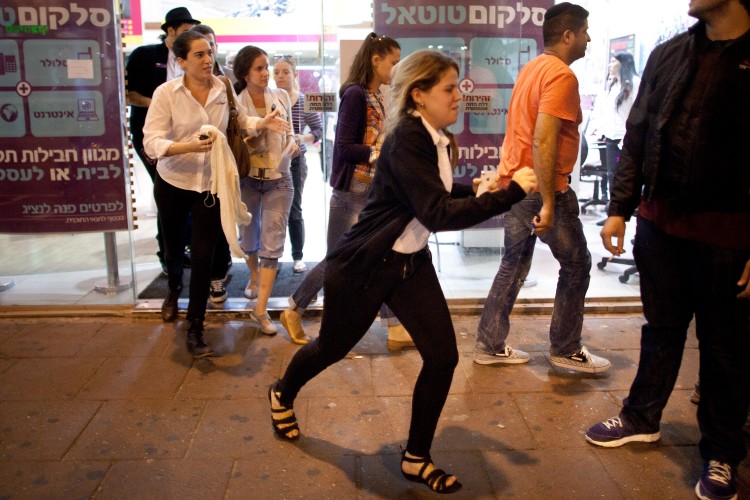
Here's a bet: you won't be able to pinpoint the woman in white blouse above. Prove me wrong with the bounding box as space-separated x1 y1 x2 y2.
143 30 289 356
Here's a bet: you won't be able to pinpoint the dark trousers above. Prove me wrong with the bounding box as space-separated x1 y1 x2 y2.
621 216 750 465
599 138 620 202
277 247 458 456
154 174 229 322
288 155 308 261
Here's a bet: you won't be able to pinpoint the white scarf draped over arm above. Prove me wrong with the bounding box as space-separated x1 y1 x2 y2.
200 124 252 261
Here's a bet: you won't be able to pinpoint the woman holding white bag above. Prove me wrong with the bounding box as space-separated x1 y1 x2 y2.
143 31 289 356
234 45 299 335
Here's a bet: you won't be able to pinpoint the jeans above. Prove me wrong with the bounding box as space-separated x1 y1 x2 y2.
290 188 400 323
239 174 294 260
277 247 456 456
288 155 309 261
621 216 750 465
476 189 591 355
154 174 228 322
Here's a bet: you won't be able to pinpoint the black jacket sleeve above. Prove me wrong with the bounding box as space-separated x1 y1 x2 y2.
381 117 526 232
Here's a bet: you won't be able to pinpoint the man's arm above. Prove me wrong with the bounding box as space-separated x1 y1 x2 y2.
127 91 151 108
532 112 562 234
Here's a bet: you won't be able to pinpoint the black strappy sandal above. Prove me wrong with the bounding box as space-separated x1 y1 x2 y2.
268 384 300 441
401 450 462 494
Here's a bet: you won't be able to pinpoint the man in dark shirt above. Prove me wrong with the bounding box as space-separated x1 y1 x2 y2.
585 1 750 499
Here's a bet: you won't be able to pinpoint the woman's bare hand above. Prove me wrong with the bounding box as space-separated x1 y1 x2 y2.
261 109 292 134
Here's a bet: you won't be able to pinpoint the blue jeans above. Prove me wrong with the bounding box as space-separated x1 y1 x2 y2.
290 188 400 324
476 189 591 355
239 174 294 261
621 216 750 465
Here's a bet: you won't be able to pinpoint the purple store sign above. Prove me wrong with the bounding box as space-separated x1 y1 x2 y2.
375 0 552 227
0 0 129 233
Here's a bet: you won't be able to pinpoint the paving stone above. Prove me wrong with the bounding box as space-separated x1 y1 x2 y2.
484 447 625 498
0 322 100 357
0 314 744 499
514 391 622 449
0 357 104 400
0 400 101 460
0 460 109 499
96 459 232 498
228 452 358 499
78 357 189 400
76 320 172 358
66 399 206 460
188 398 309 458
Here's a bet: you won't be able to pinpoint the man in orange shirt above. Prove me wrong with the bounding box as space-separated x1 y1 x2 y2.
473 3 610 373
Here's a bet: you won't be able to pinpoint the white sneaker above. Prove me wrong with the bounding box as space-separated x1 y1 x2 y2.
473 345 530 365
549 346 610 373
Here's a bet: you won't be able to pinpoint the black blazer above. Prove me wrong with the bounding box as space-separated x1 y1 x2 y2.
327 114 527 287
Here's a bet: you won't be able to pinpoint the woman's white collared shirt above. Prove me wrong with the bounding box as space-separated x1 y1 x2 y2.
143 74 261 193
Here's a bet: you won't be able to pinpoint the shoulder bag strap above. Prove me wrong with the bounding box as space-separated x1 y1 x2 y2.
219 76 236 111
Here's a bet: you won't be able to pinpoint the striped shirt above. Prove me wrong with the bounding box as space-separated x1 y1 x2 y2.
291 92 323 155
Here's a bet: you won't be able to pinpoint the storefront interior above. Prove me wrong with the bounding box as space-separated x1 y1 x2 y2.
0 0 692 309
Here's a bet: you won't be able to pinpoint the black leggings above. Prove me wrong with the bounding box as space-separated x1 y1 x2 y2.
277 247 458 456
154 173 228 322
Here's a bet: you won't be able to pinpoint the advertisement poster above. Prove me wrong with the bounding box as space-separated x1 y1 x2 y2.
375 0 552 227
0 0 130 233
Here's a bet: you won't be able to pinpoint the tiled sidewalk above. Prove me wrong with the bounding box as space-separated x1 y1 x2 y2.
0 314 747 499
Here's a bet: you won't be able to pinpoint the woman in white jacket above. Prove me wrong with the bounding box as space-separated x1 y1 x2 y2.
234 45 299 335
143 31 289 356
590 51 640 205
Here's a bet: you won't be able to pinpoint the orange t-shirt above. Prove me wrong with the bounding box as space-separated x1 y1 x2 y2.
498 54 582 192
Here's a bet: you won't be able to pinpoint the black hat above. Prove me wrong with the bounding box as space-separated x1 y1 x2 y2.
160 7 200 32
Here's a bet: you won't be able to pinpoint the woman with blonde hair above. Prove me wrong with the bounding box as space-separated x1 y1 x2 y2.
268 49 537 493
233 45 299 335
273 56 323 276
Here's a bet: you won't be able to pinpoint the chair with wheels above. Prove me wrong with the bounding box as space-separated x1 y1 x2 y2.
597 238 637 283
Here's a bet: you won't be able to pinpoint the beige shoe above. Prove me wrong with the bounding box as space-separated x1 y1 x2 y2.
249 311 277 335
387 324 415 351
280 309 311 345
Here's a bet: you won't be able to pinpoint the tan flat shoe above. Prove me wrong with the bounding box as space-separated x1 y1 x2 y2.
250 311 277 335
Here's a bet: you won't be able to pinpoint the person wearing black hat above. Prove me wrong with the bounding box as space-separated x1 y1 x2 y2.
125 7 200 278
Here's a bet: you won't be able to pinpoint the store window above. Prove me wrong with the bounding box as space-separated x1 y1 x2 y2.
0 0 693 307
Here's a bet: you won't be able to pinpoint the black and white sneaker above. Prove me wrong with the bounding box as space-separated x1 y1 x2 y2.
549 346 610 373
473 345 530 365
695 460 737 500
209 278 227 303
